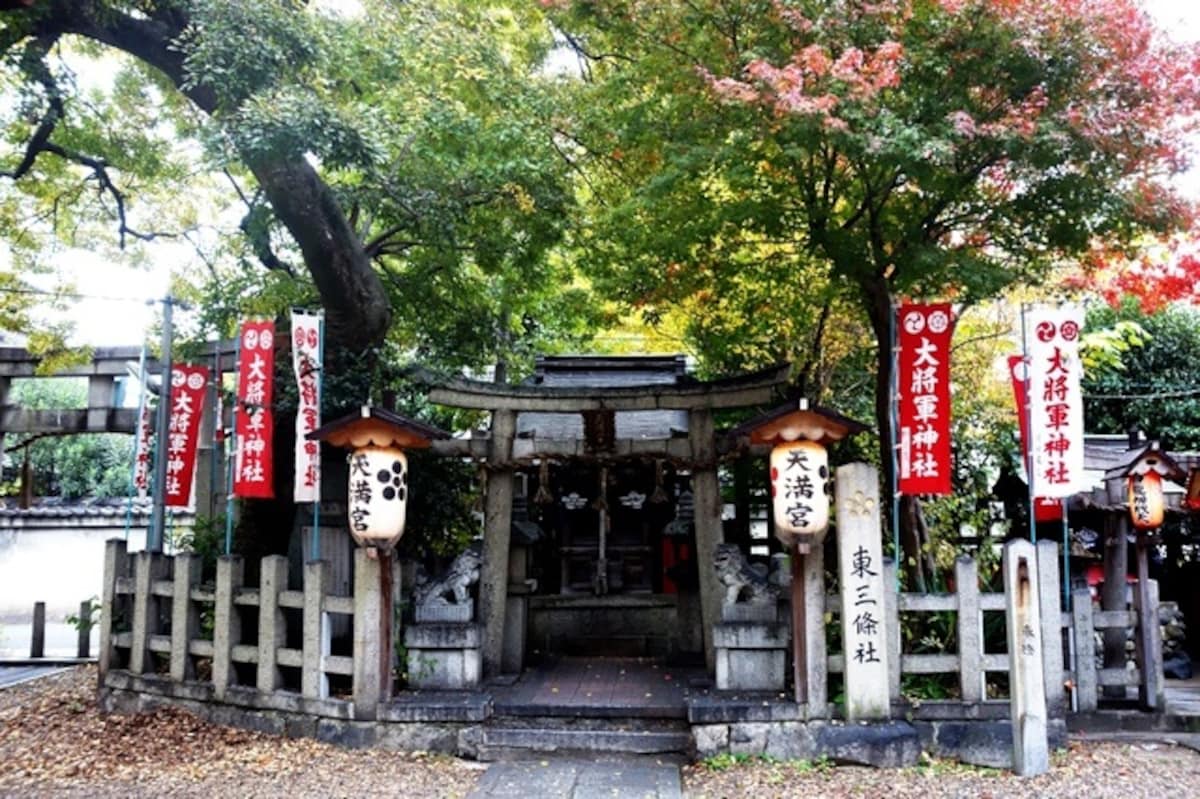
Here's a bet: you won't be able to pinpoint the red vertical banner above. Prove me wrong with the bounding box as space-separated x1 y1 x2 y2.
165 365 209 507
1007 355 1064 522
233 320 276 498
896 303 953 495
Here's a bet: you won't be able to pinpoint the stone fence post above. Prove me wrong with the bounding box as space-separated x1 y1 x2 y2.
1004 539 1049 777
212 555 244 702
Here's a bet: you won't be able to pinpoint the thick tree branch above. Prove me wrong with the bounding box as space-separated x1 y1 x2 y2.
5 0 393 352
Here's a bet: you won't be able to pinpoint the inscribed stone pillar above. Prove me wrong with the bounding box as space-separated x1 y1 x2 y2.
1101 477 1129 698
1003 538 1049 777
480 408 516 676
834 463 890 720
689 407 723 673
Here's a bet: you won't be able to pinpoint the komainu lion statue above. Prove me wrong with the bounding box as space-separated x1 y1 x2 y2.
713 543 779 606
414 542 482 607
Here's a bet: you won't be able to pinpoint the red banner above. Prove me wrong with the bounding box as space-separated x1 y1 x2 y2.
233 320 276 498
165 365 209 507
1007 355 1064 522
896 303 953 495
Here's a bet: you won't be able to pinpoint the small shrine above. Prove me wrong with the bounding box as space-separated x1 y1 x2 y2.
413 354 792 674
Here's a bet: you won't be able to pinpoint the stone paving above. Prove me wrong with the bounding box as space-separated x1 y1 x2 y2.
491 656 705 718
467 758 682 799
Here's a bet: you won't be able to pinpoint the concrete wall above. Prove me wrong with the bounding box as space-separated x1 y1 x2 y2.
0 512 183 621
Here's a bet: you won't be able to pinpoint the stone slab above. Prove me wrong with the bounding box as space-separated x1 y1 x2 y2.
687 692 804 724
381 691 493 722
711 622 789 649
404 622 482 649
415 601 474 623
468 759 681 799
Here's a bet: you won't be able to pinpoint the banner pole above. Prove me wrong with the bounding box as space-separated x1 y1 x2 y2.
123 344 149 542
1020 305 1037 544
311 310 325 562
225 332 241 556
889 302 901 590
1062 497 1070 610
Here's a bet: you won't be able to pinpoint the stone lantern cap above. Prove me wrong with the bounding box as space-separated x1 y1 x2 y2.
1103 441 1187 484
729 398 871 447
307 405 449 451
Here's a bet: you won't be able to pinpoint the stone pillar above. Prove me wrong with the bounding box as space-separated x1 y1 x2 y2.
1101 477 1129 699
1004 538 1049 777
835 463 889 720
86 374 115 433
689 407 723 672
170 553 201 682
130 551 169 675
1035 539 1065 716
480 408 516 676
99 539 128 682
303 559 331 699
212 555 244 702
257 555 288 692
502 543 530 674
353 549 385 720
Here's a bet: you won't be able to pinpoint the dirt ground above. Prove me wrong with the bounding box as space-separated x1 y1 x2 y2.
2 667 1199 798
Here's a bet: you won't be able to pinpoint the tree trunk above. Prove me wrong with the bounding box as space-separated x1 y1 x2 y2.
859 274 929 590
17 2 392 353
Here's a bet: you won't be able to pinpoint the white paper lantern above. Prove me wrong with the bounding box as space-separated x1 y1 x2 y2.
347 446 409 549
770 440 830 550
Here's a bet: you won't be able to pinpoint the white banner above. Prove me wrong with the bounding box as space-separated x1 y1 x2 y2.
1024 306 1085 498
291 310 323 503
132 398 154 500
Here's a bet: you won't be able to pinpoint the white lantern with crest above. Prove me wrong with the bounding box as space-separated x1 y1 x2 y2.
733 398 868 553
308 405 448 551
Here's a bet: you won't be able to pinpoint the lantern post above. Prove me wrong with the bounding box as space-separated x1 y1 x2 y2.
732 399 869 705
308 406 448 706
1106 441 1186 711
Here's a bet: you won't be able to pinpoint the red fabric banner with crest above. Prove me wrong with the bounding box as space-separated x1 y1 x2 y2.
165 365 209 507
233 320 276 498
896 303 953 495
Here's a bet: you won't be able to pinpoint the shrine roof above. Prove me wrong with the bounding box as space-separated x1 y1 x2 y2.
405 359 791 413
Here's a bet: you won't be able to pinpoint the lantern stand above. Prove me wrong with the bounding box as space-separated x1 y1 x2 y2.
731 399 869 705
308 405 448 704
1104 441 1186 711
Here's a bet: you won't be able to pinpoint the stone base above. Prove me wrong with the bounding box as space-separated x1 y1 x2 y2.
404 623 482 690
415 600 474 623
713 621 788 692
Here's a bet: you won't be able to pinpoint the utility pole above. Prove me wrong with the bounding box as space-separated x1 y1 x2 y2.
149 293 175 553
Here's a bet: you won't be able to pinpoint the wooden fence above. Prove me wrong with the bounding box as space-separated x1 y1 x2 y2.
98 539 395 719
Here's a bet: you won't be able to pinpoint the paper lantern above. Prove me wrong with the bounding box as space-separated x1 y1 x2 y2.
347 446 409 549
1128 472 1164 531
308 406 448 552
770 439 831 551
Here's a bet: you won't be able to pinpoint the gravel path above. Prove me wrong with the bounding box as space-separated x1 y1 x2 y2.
0 667 485 798
3 667 1199 798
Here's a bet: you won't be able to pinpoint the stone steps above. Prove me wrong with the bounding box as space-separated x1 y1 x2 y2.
477 716 694 762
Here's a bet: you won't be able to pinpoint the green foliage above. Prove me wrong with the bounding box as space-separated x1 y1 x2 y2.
172 514 226 580
1083 303 1200 450
64 595 99 634
4 378 132 498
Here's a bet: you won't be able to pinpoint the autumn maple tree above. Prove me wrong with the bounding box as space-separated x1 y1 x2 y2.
546 0 1200 563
